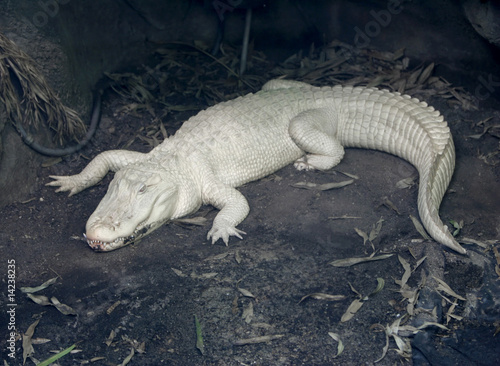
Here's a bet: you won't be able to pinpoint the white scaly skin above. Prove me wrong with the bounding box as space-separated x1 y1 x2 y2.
47 79 466 254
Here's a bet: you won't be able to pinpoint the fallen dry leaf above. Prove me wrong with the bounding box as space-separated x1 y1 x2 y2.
341 299 364 322
106 301 121 315
242 302 254 324
105 330 116 347
292 179 354 190
238 288 256 299
327 332 344 358
329 254 393 267
299 293 346 303
20 277 58 293
118 348 135 366
410 215 431 240
50 297 76 316
22 319 40 364
433 277 466 301
233 334 284 346
396 176 416 189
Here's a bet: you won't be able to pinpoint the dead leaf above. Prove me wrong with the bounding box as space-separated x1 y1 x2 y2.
106 301 121 315
354 228 369 246
417 322 449 331
374 323 390 363
327 332 344 358
328 215 361 220
238 288 256 299
105 330 116 347
242 302 254 324
381 197 401 214
50 297 77 316
415 256 427 270
396 176 416 189
417 63 434 85
204 252 230 261
409 215 431 240
433 277 466 301
395 255 412 288
190 272 218 279
369 218 384 242
171 268 187 277
407 66 423 86
27 293 51 306
368 278 385 297
460 237 492 249
20 277 58 293
317 180 354 190
234 334 284 346
299 293 346 303
338 171 359 179
341 299 364 322
119 348 134 366
292 179 354 190
31 338 51 345
329 254 393 267
22 319 40 364
235 250 242 264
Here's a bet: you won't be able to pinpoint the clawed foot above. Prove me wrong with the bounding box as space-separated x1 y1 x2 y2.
46 175 86 197
294 157 315 171
207 223 246 245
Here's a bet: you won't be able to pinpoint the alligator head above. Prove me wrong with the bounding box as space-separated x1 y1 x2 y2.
85 163 179 251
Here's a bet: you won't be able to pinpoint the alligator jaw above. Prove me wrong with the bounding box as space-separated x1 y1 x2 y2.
84 233 127 252
84 223 151 252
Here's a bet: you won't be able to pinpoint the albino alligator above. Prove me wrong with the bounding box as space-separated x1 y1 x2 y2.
47 79 466 254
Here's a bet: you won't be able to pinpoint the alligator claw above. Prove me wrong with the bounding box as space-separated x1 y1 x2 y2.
46 175 85 196
207 226 246 246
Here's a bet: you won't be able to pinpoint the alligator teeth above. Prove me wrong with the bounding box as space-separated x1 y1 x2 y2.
84 224 150 251
86 237 124 251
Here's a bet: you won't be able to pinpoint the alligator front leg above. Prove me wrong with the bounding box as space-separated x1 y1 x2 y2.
203 178 250 245
47 150 146 196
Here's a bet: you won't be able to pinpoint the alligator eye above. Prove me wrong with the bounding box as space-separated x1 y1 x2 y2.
138 184 147 194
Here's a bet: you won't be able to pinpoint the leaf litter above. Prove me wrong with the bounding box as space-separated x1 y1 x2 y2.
370 251 467 362
22 278 77 316
291 179 354 190
299 293 346 304
327 332 344 358
19 277 58 293
233 334 284 346
340 278 385 323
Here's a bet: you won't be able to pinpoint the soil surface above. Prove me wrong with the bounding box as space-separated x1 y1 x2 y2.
1 69 500 365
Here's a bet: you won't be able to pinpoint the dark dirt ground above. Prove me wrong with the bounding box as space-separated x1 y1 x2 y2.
1 55 500 365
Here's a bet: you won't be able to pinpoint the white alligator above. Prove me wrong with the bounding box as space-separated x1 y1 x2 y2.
47 79 465 254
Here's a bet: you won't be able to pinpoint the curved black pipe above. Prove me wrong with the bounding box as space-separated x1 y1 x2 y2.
16 91 102 157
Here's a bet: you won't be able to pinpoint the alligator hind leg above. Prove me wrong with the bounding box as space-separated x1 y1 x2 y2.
289 108 345 171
